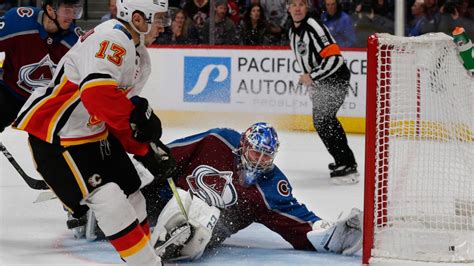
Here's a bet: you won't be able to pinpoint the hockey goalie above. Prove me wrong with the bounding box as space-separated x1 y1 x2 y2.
69 123 363 261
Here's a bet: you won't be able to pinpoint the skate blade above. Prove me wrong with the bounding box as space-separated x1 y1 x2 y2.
330 173 360 185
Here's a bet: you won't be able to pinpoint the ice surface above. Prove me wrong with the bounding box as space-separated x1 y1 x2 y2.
0 127 468 265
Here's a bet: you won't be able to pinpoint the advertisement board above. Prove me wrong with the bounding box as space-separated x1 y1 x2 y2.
142 46 367 132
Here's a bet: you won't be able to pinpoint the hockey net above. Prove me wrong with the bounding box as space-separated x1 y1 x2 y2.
363 33 473 264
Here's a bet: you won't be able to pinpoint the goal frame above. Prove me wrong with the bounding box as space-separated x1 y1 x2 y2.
362 34 380 265
362 32 473 264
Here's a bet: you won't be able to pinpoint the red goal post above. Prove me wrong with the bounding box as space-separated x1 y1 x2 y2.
363 33 473 264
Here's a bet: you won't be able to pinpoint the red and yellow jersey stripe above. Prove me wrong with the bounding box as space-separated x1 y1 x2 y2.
15 74 86 143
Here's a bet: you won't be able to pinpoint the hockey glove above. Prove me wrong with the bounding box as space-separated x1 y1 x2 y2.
129 96 162 143
134 139 177 181
307 208 363 255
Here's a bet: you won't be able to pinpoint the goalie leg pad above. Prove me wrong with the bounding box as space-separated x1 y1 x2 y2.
82 183 160 265
152 189 221 260
307 208 363 255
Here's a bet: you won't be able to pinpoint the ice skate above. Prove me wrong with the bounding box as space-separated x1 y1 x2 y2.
329 164 359 185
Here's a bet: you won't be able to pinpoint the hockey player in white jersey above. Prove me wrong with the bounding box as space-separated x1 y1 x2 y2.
13 0 173 265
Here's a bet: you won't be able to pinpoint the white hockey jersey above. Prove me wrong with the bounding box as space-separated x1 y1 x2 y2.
14 19 152 155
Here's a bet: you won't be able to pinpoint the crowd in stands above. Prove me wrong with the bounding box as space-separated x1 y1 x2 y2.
152 0 474 47
1 0 474 47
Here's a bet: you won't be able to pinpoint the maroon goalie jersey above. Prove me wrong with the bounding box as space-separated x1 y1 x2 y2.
142 128 320 250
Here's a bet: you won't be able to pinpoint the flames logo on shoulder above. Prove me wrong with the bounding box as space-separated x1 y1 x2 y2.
186 165 238 208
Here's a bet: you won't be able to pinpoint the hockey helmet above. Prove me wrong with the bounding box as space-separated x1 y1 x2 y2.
116 0 171 33
240 122 280 175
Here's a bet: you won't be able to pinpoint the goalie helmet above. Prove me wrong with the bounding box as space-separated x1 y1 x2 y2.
116 0 170 34
240 122 280 179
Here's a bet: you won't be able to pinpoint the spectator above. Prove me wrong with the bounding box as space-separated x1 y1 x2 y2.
309 0 324 19
438 0 474 38
100 0 117 23
238 3 271 45
351 0 393 47
238 0 259 13
424 0 440 15
373 0 394 19
154 8 201 44
456 0 469 17
407 0 431 36
183 0 209 41
339 0 356 14
202 0 238 44
321 0 356 47
260 0 288 44
183 0 210 26
467 1 474 18
423 0 442 31
228 0 241 25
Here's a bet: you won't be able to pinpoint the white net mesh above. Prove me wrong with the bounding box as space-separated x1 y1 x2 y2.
371 33 474 262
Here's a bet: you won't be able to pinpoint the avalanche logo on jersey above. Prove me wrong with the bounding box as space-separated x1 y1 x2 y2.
183 56 231 103
17 54 56 93
186 165 238 208
277 180 290 197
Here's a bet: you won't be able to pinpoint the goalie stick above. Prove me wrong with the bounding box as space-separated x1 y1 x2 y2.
0 142 49 190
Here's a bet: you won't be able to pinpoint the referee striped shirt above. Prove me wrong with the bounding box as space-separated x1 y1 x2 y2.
289 16 345 81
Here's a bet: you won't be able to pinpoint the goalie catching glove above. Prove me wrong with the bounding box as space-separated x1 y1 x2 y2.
307 208 363 255
151 188 221 261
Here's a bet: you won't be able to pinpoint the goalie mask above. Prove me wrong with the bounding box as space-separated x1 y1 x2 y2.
239 122 279 186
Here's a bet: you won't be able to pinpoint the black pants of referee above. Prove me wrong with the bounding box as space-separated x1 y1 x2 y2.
28 133 142 218
310 66 357 167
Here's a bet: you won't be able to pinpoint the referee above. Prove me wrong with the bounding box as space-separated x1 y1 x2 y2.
288 0 358 185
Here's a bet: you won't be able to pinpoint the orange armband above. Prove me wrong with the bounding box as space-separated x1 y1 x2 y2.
320 44 341 58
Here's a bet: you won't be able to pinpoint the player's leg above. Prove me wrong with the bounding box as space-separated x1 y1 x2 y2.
310 72 358 183
28 135 161 265
105 135 153 238
79 136 161 265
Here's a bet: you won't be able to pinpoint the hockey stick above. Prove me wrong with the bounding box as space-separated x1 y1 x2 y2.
152 177 193 257
0 142 49 190
167 177 189 221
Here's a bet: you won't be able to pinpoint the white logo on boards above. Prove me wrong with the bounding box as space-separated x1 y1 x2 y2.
187 64 229 96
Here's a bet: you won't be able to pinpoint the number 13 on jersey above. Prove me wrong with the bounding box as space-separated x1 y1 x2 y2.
95 41 126 66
